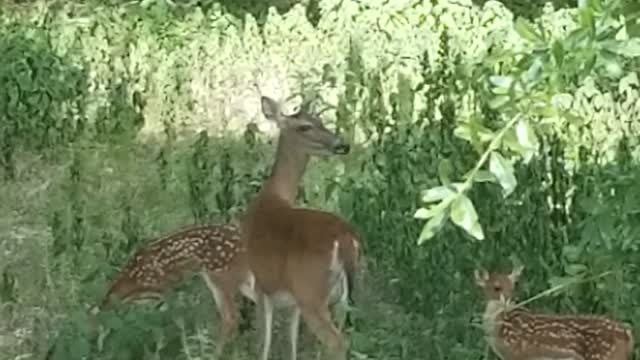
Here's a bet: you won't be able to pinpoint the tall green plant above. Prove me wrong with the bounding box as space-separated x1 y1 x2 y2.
0 23 87 179
415 0 640 243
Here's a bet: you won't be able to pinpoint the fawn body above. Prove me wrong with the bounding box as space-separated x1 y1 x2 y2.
241 96 360 360
475 266 634 360
100 223 255 354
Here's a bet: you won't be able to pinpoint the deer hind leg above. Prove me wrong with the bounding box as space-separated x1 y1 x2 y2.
299 303 347 360
331 272 350 333
201 271 239 358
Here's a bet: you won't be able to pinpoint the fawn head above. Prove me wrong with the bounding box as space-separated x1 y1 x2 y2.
474 265 523 303
260 96 350 156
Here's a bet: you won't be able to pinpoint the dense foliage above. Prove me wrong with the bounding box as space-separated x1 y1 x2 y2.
0 0 639 359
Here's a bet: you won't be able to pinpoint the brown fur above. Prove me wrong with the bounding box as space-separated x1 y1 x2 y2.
98 223 254 356
242 95 360 360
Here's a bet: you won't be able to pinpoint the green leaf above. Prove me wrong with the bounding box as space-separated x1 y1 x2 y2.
515 119 539 163
628 21 640 37
489 75 513 94
562 244 583 262
514 17 541 44
421 186 455 203
453 123 473 142
438 158 454 185
602 39 640 57
524 57 544 83
601 56 624 79
414 207 435 220
415 197 452 220
488 95 510 109
579 6 596 38
582 53 597 74
450 195 484 240
565 28 589 49
472 170 497 183
489 151 517 197
417 209 448 244
552 40 564 66
565 264 588 276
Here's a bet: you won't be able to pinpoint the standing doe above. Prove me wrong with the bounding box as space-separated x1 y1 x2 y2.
475 266 634 360
240 95 360 360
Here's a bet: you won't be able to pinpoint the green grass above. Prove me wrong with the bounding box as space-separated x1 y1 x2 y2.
4 130 637 360
0 136 481 360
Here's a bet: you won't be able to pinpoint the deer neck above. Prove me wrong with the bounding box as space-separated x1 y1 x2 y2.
483 299 510 335
261 134 309 206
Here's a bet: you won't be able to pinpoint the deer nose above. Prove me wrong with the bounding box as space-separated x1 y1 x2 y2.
333 142 350 155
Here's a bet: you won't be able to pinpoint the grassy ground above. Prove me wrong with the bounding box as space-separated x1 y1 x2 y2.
0 134 490 360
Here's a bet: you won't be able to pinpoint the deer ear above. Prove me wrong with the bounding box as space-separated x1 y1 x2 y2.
474 268 489 286
508 265 524 283
261 96 282 123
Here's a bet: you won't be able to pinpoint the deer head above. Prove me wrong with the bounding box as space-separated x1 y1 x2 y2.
260 96 350 157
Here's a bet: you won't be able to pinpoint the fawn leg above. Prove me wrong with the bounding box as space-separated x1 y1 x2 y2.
202 272 238 359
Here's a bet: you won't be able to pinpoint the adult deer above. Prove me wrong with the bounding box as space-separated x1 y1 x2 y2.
241 95 360 360
475 265 634 360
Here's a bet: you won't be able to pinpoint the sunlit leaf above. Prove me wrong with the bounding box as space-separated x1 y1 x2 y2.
514 17 541 44
489 75 513 93
579 6 596 38
489 95 510 109
421 186 455 203
453 123 473 142
601 56 624 79
565 28 589 49
450 194 484 240
524 57 543 83
467 170 496 183
489 151 517 197
602 39 640 57
417 209 448 244
414 207 435 220
515 119 539 163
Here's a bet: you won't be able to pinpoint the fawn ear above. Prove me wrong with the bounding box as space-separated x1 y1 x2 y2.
474 268 489 286
508 265 524 283
260 96 283 124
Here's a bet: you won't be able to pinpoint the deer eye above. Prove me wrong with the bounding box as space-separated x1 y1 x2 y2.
297 124 313 132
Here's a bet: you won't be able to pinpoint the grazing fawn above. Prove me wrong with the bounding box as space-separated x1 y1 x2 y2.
99 223 256 355
475 266 634 360
240 95 361 360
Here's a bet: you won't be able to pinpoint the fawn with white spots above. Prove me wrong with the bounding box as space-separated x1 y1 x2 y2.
475 266 634 360
98 223 255 355
241 95 361 360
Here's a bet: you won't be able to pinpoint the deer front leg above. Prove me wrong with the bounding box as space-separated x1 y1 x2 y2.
257 292 275 360
288 307 301 360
